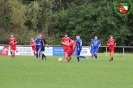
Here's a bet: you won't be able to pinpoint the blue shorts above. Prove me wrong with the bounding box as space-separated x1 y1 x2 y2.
90 48 93 53
92 48 99 53
76 49 81 55
36 46 42 52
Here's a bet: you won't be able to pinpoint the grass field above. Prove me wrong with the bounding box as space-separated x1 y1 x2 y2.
0 54 133 88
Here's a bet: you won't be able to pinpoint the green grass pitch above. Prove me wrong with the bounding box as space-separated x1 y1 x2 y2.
0 54 133 88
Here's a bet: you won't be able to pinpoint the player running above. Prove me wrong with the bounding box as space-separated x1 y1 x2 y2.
30 38 36 57
65 39 76 62
34 35 42 60
107 35 116 61
39 34 48 60
61 34 71 59
91 36 101 59
9 35 17 58
76 35 88 62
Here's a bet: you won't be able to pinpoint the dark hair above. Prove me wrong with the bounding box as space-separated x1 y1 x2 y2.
110 35 113 37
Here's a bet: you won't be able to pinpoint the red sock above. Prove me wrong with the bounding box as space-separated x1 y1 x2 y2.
65 57 69 61
110 56 112 60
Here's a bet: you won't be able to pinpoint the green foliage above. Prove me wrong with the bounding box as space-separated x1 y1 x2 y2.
50 1 133 45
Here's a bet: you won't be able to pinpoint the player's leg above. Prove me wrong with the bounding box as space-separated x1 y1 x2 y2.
110 48 114 61
77 49 88 60
94 48 99 59
36 47 40 60
32 47 36 57
76 50 80 62
68 50 74 62
90 49 93 57
65 52 69 62
41 47 46 60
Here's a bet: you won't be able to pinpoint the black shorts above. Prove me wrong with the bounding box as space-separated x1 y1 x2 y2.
41 46 45 51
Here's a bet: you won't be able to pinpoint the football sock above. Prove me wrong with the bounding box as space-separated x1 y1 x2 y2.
42 54 44 59
79 56 86 58
95 55 97 59
39 53 41 58
36 52 38 58
77 57 80 62
66 57 68 61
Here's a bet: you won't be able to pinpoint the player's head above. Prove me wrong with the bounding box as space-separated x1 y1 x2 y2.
110 35 113 39
94 36 97 40
65 34 68 37
39 34 42 38
37 34 40 38
91 39 93 41
11 35 14 38
76 35 80 39
31 38 34 40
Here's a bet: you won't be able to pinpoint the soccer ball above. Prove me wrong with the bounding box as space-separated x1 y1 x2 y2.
58 58 62 62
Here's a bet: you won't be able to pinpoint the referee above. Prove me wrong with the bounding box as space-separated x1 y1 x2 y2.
39 34 48 60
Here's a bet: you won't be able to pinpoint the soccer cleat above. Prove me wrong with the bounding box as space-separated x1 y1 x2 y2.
44 56 47 60
69 57 72 62
112 57 113 60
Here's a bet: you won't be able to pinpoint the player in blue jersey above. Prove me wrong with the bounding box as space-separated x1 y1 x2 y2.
76 35 88 62
90 39 93 57
34 34 42 60
91 36 101 59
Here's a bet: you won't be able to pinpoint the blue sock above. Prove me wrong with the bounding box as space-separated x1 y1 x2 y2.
95 55 97 59
39 53 41 58
79 56 86 58
77 57 80 62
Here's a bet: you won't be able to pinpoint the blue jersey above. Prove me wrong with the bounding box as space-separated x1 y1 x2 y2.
76 39 82 50
91 39 100 48
35 38 42 47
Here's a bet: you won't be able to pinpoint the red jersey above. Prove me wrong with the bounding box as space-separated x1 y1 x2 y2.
30 40 35 47
9 38 17 50
69 42 76 51
61 37 71 47
107 39 116 49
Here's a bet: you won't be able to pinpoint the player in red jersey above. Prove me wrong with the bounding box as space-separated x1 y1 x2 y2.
61 34 71 58
9 35 17 58
30 38 36 57
65 39 76 62
107 35 116 61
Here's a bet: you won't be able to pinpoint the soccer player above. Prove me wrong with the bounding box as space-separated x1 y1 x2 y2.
30 38 36 57
61 34 71 58
9 35 17 58
76 35 88 62
65 39 76 62
39 34 48 60
90 39 93 57
34 35 42 60
107 35 116 61
91 36 101 59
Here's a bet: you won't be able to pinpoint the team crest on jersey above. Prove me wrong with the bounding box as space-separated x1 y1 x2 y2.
114 0 133 17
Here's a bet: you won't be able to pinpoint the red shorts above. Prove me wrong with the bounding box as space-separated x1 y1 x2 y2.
66 50 74 57
10 45 16 50
63 46 69 52
109 48 114 52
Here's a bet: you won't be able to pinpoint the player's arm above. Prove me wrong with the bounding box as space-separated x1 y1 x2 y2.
43 38 49 47
98 40 101 47
61 38 65 45
14 39 17 44
106 40 110 46
114 40 116 46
